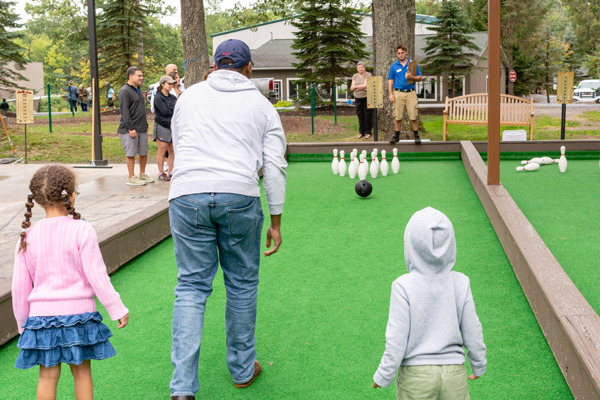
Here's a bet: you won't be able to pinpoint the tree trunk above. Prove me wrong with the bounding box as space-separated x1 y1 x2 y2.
135 0 143 66
180 0 209 87
372 0 416 140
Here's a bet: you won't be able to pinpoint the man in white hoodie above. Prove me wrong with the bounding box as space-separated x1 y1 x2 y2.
168 39 287 400
373 207 487 399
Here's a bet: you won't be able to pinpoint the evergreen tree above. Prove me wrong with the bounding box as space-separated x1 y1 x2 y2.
0 0 27 88
291 0 369 105
97 0 151 88
422 0 481 98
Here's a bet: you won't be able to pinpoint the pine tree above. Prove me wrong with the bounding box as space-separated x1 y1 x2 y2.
0 0 27 88
291 0 369 105
97 0 150 88
422 0 481 98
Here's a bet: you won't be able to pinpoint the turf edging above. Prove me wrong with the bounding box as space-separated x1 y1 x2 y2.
461 140 600 399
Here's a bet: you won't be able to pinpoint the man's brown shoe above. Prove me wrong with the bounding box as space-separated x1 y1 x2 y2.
235 361 262 388
171 396 195 400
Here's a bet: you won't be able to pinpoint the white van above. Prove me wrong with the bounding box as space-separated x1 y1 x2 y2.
573 79 600 103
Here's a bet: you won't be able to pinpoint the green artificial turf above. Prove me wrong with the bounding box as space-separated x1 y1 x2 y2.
0 160 573 399
500 158 600 315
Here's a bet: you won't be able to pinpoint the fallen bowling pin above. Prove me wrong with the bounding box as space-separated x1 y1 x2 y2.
521 157 544 165
516 163 540 172
539 156 556 164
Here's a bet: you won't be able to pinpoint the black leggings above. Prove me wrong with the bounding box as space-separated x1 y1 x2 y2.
355 97 373 135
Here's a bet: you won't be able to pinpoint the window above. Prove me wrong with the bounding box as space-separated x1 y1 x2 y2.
287 78 300 101
416 77 437 101
336 80 351 101
273 80 282 100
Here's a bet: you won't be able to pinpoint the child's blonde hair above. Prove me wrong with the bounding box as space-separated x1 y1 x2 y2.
19 165 82 253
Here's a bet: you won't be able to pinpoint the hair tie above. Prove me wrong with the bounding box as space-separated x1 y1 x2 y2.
61 190 68 196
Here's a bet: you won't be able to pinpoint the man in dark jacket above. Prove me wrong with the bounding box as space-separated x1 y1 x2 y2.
67 81 79 112
118 66 152 186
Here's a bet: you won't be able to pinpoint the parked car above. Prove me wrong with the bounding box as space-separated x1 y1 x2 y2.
573 79 600 103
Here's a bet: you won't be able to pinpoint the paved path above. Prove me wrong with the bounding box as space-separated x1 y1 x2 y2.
0 164 170 293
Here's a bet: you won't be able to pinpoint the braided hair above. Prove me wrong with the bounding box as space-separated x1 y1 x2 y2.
19 165 82 253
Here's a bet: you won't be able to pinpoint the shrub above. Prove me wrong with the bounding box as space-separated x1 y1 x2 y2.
273 100 294 108
38 96 71 112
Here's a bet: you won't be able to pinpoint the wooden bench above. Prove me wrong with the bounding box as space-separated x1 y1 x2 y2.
443 93 534 141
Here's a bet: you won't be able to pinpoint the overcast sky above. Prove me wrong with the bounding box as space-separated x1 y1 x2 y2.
10 0 254 25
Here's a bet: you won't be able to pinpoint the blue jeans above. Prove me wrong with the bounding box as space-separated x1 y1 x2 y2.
169 193 264 396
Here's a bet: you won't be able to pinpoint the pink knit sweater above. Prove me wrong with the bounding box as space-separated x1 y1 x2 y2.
12 216 128 333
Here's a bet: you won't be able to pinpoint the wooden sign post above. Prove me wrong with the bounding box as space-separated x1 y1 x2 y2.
16 89 34 164
557 71 574 140
366 76 383 141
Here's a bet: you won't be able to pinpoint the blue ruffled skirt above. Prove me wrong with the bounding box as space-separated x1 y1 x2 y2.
16 311 116 369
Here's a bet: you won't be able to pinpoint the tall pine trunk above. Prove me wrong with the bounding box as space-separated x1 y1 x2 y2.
180 0 209 87
372 0 416 140
136 0 143 66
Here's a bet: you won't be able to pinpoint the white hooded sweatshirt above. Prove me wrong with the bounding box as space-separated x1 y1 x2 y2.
373 207 487 388
168 70 287 215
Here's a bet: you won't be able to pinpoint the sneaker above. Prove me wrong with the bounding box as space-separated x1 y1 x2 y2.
414 133 421 144
158 172 170 181
126 176 146 186
138 173 155 183
389 134 400 144
235 361 262 388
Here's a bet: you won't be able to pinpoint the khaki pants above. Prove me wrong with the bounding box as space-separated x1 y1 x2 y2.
395 364 470 400
393 90 419 121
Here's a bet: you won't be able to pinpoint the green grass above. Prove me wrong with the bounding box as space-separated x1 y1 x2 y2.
0 128 158 163
3 111 600 162
0 161 573 399
500 159 600 315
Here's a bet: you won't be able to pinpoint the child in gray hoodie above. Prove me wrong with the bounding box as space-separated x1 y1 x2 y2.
373 207 486 399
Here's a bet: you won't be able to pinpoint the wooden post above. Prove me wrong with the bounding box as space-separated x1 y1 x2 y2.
487 0 501 185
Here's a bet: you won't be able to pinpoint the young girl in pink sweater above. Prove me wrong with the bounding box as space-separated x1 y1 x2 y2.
12 165 129 400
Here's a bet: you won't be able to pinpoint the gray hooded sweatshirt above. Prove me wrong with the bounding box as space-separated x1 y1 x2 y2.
373 207 487 388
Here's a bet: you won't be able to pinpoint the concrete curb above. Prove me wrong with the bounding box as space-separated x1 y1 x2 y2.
460 140 600 399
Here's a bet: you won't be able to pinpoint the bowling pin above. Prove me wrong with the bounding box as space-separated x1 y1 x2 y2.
516 163 540 172
540 156 556 165
370 152 379 179
391 148 400 174
331 149 339 174
380 150 389 177
358 154 368 180
338 150 347 177
558 146 567 173
521 157 543 165
353 150 359 169
348 152 357 179
373 148 380 169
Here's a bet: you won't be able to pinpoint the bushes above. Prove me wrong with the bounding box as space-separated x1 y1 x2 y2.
38 96 71 112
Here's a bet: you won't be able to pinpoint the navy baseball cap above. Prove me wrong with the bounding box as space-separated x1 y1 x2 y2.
214 39 252 69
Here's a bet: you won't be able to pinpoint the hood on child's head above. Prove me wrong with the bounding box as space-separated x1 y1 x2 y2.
403 207 456 276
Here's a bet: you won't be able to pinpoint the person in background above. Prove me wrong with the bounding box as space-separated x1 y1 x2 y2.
350 61 373 139
117 66 153 186
67 81 79 112
388 44 423 144
0 98 9 115
154 75 177 181
79 84 89 112
106 83 115 110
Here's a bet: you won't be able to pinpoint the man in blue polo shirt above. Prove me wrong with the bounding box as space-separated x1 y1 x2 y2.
387 44 423 144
